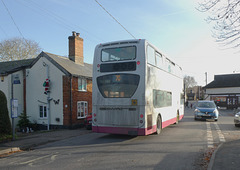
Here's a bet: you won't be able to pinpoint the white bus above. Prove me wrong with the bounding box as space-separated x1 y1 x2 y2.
92 39 184 136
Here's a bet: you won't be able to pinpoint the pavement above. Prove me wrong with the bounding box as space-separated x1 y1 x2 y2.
208 140 240 170
0 122 240 169
0 128 91 156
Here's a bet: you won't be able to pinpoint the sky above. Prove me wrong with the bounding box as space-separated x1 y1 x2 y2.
1 0 240 86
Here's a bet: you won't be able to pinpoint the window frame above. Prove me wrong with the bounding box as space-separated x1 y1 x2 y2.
77 101 88 119
78 77 87 91
39 105 47 119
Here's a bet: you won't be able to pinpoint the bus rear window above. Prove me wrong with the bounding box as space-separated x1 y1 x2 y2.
97 74 140 98
101 46 136 62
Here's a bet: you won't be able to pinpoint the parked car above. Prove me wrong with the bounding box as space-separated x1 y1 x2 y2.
84 113 92 130
194 101 219 121
234 112 240 127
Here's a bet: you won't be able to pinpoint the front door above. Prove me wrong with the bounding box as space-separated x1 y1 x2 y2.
227 96 238 109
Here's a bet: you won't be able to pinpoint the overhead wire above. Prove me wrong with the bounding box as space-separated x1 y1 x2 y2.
1 0 25 39
20 0 104 43
94 0 136 39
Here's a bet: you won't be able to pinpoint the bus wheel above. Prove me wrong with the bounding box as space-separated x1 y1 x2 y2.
156 115 162 135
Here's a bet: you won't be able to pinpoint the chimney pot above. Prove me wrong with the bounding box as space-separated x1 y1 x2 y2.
72 31 76 36
76 33 80 37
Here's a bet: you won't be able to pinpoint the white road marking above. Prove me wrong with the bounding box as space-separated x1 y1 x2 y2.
206 122 226 148
19 155 50 165
206 122 213 148
214 122 226 142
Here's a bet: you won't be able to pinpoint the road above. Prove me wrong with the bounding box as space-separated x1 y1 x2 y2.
0 107 239 170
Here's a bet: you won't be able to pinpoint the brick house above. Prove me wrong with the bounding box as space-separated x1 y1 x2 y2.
25 32 92 129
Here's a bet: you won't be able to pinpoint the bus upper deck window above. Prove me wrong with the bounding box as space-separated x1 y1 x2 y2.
101 46 136 62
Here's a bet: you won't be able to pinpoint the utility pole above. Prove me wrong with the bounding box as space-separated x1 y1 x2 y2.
11 74 15 140
47 64 50 131
43 62 50 131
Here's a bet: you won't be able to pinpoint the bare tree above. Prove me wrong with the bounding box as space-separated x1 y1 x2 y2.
198 0 240 49
184 75 197 89
0 37 42 61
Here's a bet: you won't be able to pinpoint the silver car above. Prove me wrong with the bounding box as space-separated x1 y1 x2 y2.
234 112 240 127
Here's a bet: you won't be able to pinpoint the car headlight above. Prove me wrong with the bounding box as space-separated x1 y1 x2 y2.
194 109 200 113
213 109 218 114
235 113 240 118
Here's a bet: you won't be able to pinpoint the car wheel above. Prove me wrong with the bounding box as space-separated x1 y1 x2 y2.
156 115 162 135
235 124 240 127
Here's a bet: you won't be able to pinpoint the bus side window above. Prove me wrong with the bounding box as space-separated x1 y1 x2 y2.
156 52 163 68
102 51 109 61
166 59 171 73
147 45 156 66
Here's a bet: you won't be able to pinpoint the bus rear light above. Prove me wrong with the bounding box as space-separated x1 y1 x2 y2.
140 114 143 118
94 113 96 117
94 118 97 122
140 120 143 124
137 61 140 65
97 64 100 68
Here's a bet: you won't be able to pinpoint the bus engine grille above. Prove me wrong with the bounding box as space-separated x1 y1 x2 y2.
97 106 139 126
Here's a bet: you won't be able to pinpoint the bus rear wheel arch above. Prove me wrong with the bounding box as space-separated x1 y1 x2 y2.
156 115 162 135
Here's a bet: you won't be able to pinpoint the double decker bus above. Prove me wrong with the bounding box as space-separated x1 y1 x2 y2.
92 39 184 136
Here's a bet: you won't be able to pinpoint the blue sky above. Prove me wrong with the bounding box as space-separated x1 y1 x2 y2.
1 0 239 85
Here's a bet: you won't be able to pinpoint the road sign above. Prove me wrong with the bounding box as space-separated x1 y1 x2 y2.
11 99 18 118
13 74 20 84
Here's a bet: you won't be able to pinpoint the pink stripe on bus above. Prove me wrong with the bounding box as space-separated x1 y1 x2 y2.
92 114 184 136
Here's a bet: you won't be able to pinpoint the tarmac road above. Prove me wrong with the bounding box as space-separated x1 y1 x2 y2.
0 107 240 170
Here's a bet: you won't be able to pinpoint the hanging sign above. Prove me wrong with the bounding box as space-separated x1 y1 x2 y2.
13 74 21 84
11 99 18 118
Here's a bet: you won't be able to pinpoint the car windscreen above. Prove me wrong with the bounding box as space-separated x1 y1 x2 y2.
197 102 216 108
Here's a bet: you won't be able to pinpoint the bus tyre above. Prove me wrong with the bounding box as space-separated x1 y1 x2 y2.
156 115 162 135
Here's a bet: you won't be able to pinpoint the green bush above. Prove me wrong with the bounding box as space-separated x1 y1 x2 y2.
17 113 31 130
0 90 12 137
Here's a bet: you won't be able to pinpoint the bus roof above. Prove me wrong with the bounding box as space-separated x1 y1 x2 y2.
97 39 145 48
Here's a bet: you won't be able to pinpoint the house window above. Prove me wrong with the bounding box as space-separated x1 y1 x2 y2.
77 101 88 119
39 105 47 118
78 78 87 91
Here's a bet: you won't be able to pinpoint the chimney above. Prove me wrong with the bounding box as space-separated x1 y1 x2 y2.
68 31 84 65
